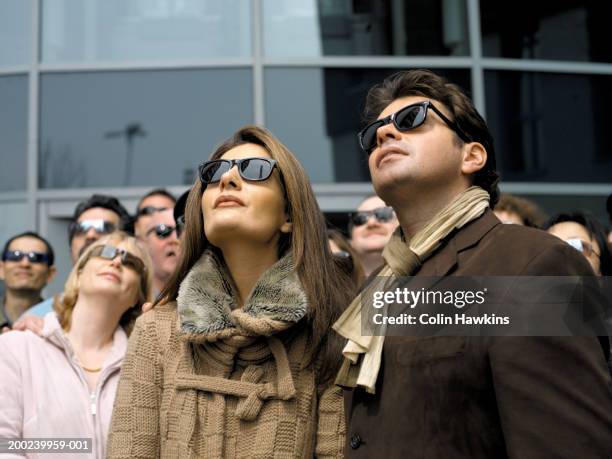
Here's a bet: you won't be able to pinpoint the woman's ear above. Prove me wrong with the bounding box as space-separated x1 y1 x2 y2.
280 219 293 234
461 142 487 176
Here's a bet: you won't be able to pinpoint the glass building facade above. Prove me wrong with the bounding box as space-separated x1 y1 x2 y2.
1 0 611 294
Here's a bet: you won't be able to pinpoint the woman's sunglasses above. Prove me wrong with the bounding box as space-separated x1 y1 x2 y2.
565 238 600 258
89 244 146 274
358 100 470 153
199 157 277 185
350 207 396 226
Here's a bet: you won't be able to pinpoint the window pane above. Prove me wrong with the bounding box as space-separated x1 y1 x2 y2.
485 71 612 183
0 0 31 66
0 76 28 191
0 201 29 253
481 0 611 63
42 0 251 63
265 67 471 182
264 0 469 57
40 69 253 188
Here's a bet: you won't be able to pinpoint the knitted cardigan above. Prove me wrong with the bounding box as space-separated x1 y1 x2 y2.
107 251 345 458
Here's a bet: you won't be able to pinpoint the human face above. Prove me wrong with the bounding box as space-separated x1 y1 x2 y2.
494 210 524 225
134 194 176 237
350 196 398 256
201 143 290 251
70 208 120 264
0 236 56 293
368 96 466 201
140 209 179 285
547 221 602 275
77 241 142 312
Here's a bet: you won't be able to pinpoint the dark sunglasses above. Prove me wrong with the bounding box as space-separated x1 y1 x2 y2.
146 223 177 239
350 207 396 226
137 206 169 217
2 250 51 265
566 238 600 258
358 100 470 153
89 244 146 274
199 157 277 185
69 219 117 237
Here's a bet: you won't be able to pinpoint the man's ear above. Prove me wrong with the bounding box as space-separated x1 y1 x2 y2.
0 262 5 281
46 266 58 284
461 142 487 176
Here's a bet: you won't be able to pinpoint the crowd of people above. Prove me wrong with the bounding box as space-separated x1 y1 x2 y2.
0 69 610 458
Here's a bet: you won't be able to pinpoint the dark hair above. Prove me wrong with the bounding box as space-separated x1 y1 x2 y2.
159 125 356 382
2 231 55 266
364 69 500 206
173 189 189 229
136 188 176 213
70 194 130 242
543 211 612 276
495 193 547 228
328 229 365 288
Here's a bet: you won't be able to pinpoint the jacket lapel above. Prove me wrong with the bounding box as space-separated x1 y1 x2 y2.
416 208 500 278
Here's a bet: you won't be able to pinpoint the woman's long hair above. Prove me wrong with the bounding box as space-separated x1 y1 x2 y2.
159 125 356 381
55 232 154 335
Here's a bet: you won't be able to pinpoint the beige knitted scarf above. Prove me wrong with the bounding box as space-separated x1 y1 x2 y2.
333 186 490 393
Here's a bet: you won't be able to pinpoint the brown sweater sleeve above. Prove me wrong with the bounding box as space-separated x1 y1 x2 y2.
108 312 163 458
315 383 346 458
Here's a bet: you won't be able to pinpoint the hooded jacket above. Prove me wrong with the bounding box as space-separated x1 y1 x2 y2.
0 312 128 459
107 251 345 458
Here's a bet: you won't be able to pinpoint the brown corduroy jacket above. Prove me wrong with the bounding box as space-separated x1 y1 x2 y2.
344 209 612 458
108 252 345 458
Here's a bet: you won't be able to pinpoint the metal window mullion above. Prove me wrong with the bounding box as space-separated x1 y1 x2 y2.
252 0 265 125
481 58 612 75
27 0 41 231
467 0 485 118
37 58 255 73
261 56 472 68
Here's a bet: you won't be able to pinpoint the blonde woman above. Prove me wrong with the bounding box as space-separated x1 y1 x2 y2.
108 126 355 457
0 232 153 458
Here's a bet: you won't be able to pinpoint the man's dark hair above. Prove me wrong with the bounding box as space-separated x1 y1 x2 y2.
543 211 612 276
70 194 130 241
495 193 547 228
136 188 176 212
363 69 500 206
2 231 55 266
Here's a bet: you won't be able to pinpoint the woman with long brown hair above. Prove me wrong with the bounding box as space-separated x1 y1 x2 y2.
108 126 355 458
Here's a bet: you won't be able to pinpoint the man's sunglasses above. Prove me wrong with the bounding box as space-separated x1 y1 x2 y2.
350 207 396 226
2 250 51 265
90 244 146 274
146 224 177 240
199 157 277 185
566 238 600 258
137 206 169 217
69 219 117 237
358 100 470 153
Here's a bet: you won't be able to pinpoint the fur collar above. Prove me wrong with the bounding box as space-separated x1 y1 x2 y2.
177 250 308 342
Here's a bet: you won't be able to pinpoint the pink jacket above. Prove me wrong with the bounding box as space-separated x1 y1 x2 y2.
0 312 128 458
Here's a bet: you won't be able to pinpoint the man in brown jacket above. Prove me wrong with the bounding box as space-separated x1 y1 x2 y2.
336 69 612 458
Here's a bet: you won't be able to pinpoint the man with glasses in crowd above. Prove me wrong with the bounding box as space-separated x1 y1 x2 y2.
0 232 56 330
133 188 179 297
22 194 130 319
349 195 398 277
334 69 611 457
